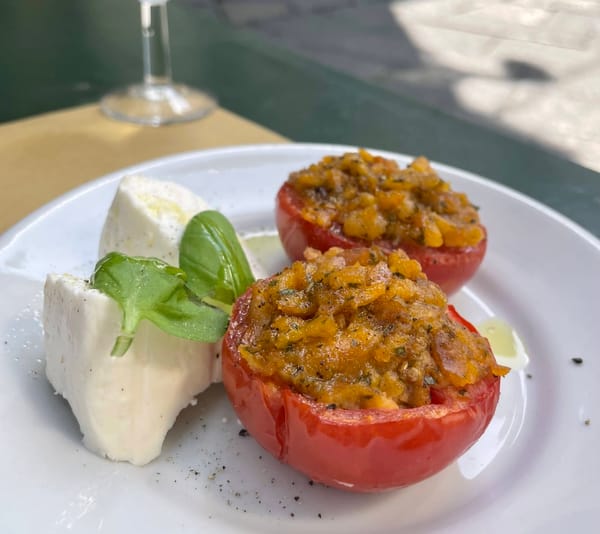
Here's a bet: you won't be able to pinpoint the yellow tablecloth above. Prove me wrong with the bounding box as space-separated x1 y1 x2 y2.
0 104 287 233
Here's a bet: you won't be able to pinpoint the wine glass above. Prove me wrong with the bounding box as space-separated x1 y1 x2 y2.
101 0 216 126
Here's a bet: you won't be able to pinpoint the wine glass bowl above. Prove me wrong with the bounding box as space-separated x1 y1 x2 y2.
101 0 216 126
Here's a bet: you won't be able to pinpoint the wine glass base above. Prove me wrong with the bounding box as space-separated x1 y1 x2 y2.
100 83 217 126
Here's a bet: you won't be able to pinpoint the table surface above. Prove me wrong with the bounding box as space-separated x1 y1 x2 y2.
1 0 599 237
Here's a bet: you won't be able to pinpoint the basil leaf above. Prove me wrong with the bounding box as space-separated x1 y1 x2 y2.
179 210 255 305
90 252 229 356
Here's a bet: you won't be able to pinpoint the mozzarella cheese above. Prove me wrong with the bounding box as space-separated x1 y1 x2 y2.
45 174 266 465
99 174 267 278
44 274 221 466
99 174 210 265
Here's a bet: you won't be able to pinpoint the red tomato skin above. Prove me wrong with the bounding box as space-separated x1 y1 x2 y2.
275 182 487 295
222 290 501 493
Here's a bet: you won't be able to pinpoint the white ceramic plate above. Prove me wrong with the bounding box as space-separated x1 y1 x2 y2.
1 144 598 534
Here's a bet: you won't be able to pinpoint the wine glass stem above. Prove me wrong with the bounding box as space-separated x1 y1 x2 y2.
140 0 173 86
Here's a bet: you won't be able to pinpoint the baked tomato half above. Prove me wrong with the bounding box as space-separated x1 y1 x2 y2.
221 247 506 492
275 151 487 295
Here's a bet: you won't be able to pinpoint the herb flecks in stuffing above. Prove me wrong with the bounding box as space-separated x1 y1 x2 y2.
287 150 484 248
239 247 508 410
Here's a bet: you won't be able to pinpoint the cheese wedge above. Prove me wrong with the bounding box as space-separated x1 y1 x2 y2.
99 174 266 277
99 174 210 265
44 274 221 466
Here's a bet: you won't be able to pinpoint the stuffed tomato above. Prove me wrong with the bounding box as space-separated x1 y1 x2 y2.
276 150 486 295
222 246 508 492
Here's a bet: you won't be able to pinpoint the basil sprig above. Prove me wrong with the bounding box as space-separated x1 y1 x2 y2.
90 210 254 357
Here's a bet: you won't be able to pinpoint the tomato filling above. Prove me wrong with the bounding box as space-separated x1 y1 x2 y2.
286 149 484 249
238 247 507 410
